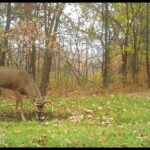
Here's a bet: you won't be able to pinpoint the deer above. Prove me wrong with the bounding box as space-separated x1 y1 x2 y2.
0 66 50 121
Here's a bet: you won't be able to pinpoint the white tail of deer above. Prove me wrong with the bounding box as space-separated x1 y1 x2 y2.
0 66 50 121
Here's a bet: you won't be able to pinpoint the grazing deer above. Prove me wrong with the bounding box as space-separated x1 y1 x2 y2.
0 66 50 121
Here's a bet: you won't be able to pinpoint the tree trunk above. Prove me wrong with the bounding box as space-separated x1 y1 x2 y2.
103 3 109 88
121 51 128 85
40 3 65 96
131 7 139 84
30 41 36 81
0 3 11 66
121 3 129 86
40 48 53 96
146 3 150 87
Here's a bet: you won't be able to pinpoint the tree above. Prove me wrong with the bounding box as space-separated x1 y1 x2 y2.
40 3 65 96
0 3 11 66
146 3 150 87
103 3 109 88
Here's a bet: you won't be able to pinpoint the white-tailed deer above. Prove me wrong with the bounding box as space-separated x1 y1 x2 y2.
0 66 50 121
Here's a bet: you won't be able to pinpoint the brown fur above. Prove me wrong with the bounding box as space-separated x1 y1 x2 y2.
0 66 43 121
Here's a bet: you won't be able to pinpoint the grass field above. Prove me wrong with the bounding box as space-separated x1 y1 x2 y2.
0 94 150 147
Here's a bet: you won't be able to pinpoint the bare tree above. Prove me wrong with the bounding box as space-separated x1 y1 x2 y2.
40 3 65 96
146 3 150 87
103 3 109 88
0 3 11 66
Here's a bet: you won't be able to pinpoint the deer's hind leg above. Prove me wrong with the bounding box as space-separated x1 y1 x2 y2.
14 91 27 122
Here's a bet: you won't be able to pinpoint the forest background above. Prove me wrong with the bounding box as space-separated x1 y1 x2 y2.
0 3 150 97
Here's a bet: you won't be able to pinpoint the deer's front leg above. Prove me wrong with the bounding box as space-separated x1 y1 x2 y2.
15 91 27 122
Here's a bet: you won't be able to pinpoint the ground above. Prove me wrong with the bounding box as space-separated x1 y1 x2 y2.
0 93 150 147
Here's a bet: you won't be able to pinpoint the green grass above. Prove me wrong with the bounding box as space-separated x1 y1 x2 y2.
0 94 150 147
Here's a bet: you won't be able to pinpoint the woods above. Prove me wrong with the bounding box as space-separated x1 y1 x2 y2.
0 3 149 96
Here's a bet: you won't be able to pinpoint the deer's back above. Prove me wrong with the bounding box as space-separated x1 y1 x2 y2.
0 67 33 92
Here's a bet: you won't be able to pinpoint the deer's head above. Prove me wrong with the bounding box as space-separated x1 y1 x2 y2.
33 96 51 120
